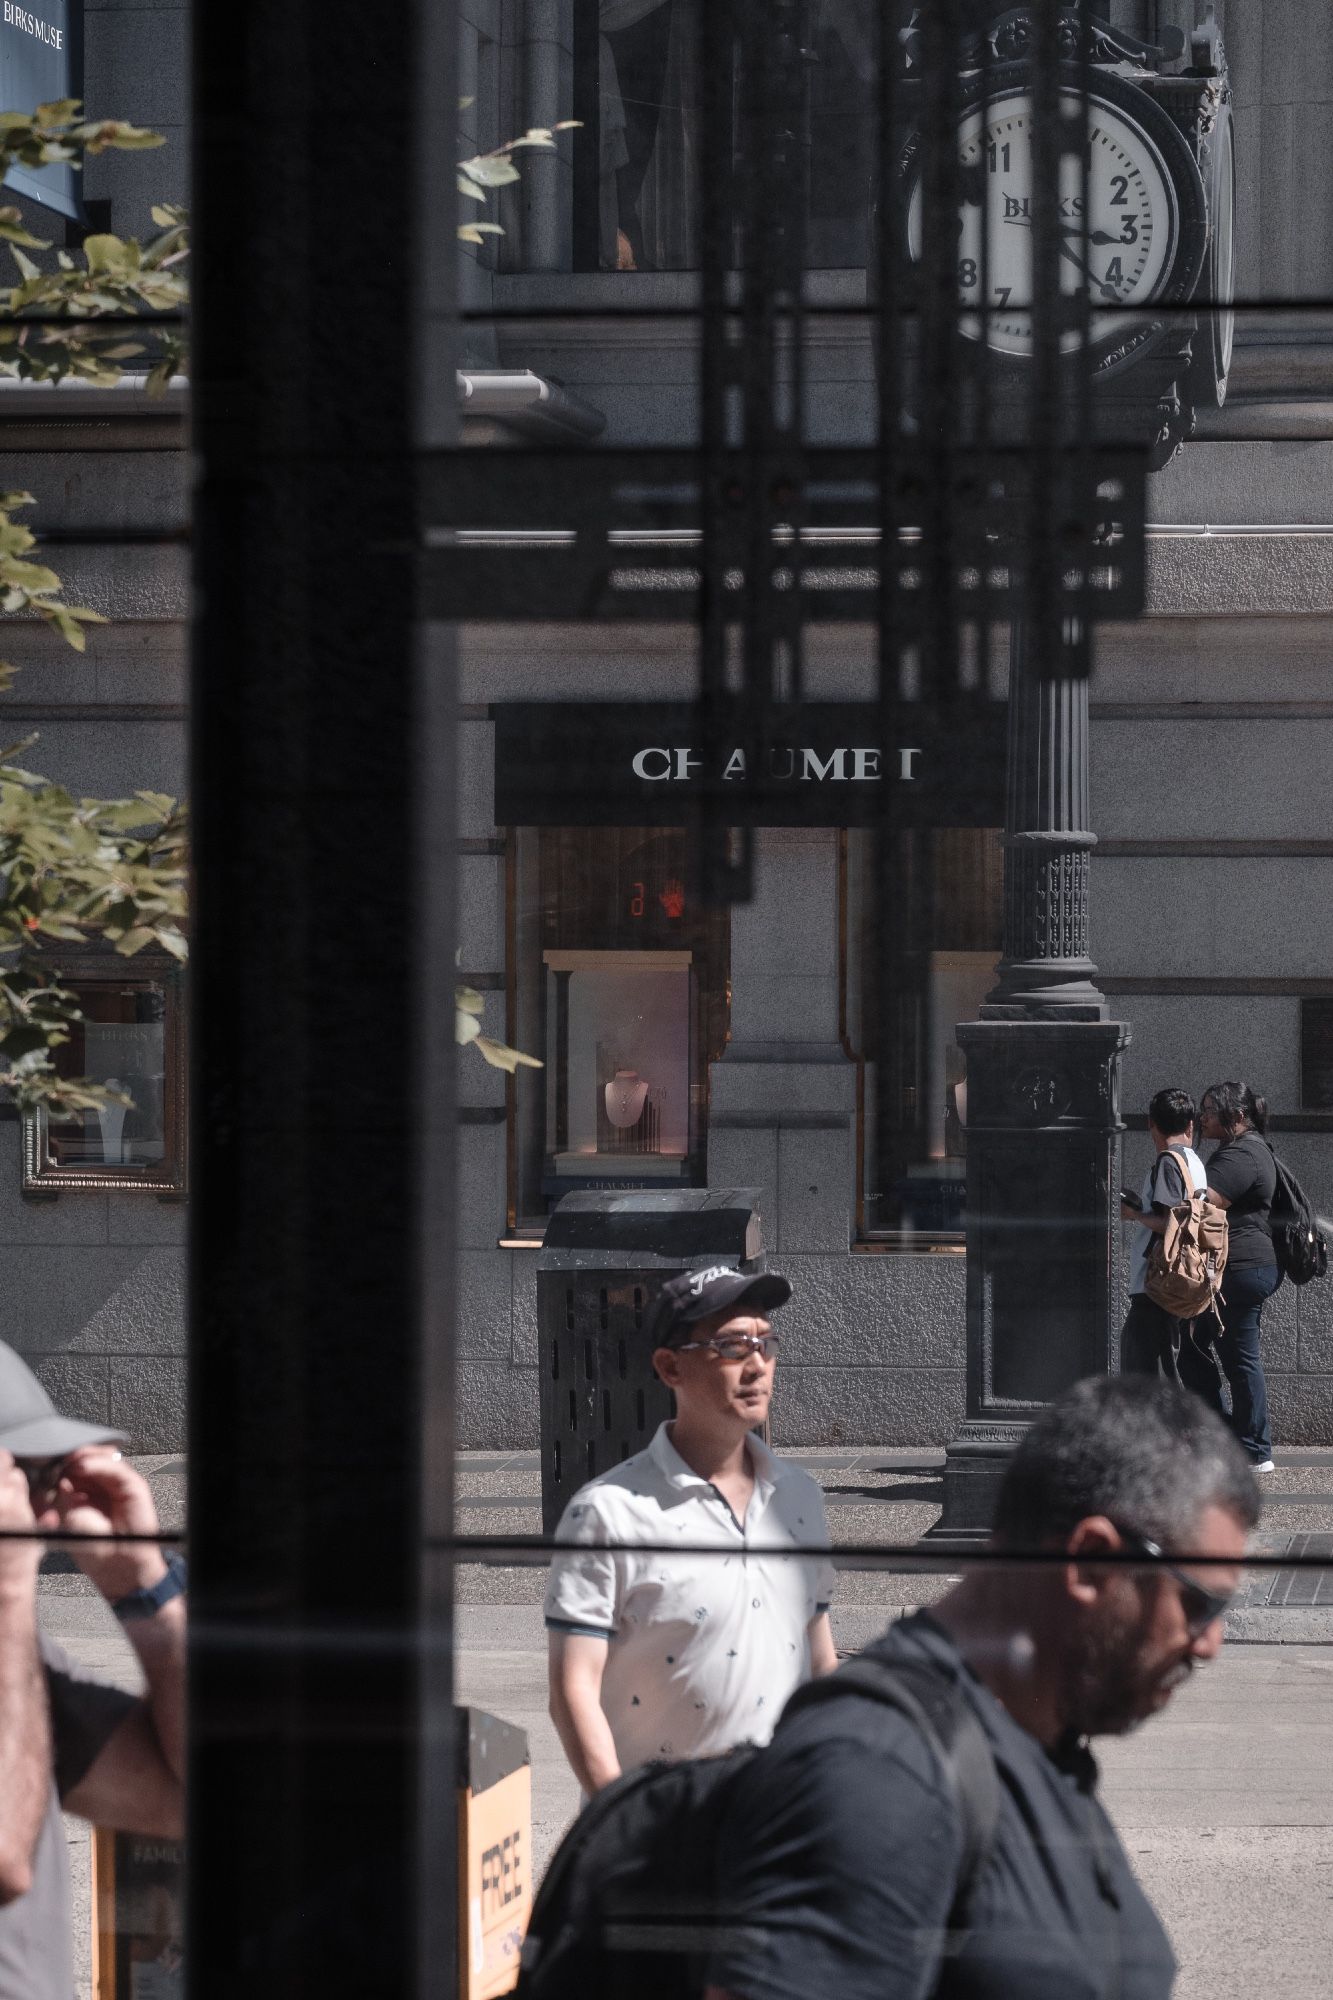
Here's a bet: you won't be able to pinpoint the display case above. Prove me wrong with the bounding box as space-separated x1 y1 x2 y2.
22 961 187 1195
508 825 729 1226
542 948 694 1192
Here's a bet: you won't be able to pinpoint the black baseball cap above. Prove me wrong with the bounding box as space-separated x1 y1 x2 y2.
649 1264 792 1349
0 1339 125 1459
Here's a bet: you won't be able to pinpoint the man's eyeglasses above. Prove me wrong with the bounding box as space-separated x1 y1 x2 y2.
1118 1530 1236 1636
675 1333 780 1362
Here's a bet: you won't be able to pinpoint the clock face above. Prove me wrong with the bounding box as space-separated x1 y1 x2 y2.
907 88 1181 357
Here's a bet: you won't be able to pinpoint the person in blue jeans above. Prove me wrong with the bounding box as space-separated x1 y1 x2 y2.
1176 1080 1280 1471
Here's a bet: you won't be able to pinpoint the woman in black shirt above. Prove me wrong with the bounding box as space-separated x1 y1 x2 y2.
1177 1081 1279 1470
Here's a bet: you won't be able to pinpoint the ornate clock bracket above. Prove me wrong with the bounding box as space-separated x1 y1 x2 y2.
960 7 1186 73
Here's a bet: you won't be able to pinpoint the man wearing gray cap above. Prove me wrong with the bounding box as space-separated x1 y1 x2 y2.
0 1340 184 2000
545 1265 836 1795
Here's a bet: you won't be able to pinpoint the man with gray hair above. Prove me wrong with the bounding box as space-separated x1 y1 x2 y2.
704 1376 1259 2000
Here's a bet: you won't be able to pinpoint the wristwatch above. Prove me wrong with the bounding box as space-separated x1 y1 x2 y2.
112 1550 188 1622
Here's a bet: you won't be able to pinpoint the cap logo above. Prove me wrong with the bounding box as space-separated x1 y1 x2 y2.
685 1264 732 1297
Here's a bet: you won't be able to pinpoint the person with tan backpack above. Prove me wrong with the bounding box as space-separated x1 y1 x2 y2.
1119 1087 1226 1384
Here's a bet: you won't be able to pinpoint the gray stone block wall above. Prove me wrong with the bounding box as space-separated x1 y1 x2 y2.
82 0 189 234
0 1124 186 1450
0 396 188 1450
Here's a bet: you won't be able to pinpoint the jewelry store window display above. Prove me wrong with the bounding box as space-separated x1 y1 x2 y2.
510 827 729 1223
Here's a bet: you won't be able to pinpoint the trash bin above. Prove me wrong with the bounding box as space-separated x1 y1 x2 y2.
536 1187 766 1533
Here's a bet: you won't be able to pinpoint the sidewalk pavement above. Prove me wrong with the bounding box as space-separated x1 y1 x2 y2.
35 1449 1333 2000
454 1445 1333 2000
456 1445 1333 1636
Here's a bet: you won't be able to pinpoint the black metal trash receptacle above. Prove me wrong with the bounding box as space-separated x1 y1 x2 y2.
536 1187 766 1533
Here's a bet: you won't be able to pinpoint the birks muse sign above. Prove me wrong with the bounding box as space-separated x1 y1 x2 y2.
493 702 1007 828
0 0 82 221
4 4 65 48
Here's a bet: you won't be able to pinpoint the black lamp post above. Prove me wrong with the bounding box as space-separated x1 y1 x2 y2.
931 621 1130 1538
917 4 1232 1538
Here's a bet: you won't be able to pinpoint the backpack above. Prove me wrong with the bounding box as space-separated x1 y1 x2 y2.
1266 1144 1329 1286
515 1646 1000 2000
1144 1148 1229 1325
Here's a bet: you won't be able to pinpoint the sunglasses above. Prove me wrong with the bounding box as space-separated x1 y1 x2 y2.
1117 1530 1236 1636
674 1333 780 1362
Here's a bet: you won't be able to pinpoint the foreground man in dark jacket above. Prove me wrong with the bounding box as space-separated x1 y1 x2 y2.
705 1376 1259 2000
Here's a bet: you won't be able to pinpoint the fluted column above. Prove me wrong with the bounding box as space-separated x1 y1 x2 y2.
983 620 1106 1019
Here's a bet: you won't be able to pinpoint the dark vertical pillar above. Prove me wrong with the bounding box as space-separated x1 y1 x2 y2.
554 969 571 1150
189 1 457 1994
931 624 1130 1541
984 621 1105 1022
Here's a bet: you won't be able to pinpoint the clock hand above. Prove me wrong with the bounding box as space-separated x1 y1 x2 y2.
996 216 1127 298
1003 217 1128 251
1056 236 1121 304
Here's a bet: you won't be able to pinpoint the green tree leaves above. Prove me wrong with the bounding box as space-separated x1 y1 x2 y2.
0 102 547 1105
0 102 185 390
456 122 580 245
455 981 542 1073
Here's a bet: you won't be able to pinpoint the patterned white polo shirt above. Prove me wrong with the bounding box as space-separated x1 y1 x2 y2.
544 1422 835 1770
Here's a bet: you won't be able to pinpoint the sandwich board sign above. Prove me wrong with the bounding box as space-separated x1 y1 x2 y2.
92 1829 183 1998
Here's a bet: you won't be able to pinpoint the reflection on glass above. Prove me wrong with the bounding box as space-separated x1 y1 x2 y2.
48 984 167 1170
587 0 872 270
93 1828 184 1997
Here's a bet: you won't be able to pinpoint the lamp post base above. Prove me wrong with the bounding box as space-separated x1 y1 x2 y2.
921 1017 1130 1546
922 1422 1031 1548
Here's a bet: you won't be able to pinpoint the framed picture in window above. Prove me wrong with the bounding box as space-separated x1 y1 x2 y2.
21 959 186 1195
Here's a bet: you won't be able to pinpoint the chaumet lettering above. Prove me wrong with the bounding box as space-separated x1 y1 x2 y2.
631 746 922 783
2 1 62 46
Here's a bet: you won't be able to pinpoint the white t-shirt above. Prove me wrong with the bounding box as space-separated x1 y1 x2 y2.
544 1422 835 1769
1129 1143 1208 1296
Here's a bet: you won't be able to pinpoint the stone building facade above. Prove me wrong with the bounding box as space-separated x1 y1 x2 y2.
454 0 1333 1449
0 0 189 1447
7 0 1333 1457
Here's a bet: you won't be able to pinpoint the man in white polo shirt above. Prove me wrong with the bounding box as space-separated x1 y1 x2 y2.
544 1265 836 1794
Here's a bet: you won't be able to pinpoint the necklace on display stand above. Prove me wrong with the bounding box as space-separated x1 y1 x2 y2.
604 1069 649 1128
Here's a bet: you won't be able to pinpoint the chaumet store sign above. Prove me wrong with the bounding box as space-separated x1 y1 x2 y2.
492 702 1007 828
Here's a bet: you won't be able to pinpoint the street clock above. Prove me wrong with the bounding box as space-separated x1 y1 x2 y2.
893 7 1236 459
902 62 1208 381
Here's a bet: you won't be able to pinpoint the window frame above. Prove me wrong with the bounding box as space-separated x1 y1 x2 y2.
1301 995 1333 1112
21 953 188 1197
